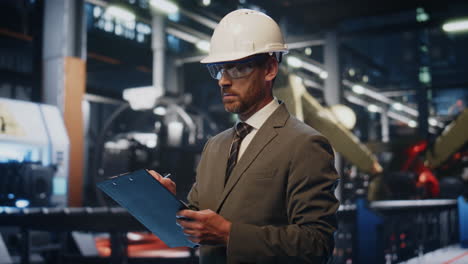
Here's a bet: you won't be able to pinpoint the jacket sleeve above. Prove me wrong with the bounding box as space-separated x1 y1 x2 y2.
187 138 212 211
227 135 340 262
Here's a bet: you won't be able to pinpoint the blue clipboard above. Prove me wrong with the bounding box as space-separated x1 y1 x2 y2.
97 169 198 248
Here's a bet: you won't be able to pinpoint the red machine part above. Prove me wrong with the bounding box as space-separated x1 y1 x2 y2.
402 141 440 198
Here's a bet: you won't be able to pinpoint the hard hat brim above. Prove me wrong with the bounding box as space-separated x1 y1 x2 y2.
200 48 288 64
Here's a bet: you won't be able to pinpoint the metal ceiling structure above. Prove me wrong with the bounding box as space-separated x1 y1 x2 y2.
1 0 468 136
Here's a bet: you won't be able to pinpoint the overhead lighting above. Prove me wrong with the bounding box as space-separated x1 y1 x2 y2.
428 117 438 126
301 61 323 75
419 66 431 84
286 56 303 68
343 80 419 117
346 93 415 125
286 55 326 78
442 19 468 33
304 47 312 56
362 75 369 83
408 120 417 128
202 0 211 6
416 7 430 23
367 104 379 113
105 6 135 22
196 40 210 52
93 6 103 18
150 0 179 14
352 84 365 94
392 102 403 111
15 199 30 208
348 68 355 76
319 71 328 79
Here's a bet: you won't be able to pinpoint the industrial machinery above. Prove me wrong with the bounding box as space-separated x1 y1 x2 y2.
274 71 383 176
0 98 69 207
86 96 219 206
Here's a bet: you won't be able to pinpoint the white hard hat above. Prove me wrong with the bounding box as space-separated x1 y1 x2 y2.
200 9 288 64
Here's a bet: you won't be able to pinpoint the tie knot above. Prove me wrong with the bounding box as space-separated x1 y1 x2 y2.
235 122 253 139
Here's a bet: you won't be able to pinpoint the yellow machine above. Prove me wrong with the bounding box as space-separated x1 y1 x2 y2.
426 109 468 169
274 73 382 175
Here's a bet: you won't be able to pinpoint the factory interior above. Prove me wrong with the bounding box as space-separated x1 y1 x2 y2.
1 0 468 263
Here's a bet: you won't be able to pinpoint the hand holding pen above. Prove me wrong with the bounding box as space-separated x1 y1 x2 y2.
147 170 176 195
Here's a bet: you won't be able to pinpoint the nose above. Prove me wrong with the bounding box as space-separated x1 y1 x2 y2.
218 71 232 88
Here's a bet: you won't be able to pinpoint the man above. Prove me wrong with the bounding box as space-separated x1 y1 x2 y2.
149 9 339 263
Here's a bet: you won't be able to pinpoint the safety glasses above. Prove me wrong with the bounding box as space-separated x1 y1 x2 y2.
206 54 269 80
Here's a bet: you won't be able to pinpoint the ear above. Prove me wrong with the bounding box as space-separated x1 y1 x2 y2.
264 57 279 82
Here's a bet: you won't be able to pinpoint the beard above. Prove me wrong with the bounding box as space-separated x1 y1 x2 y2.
222 86 266 115
224 100 242 113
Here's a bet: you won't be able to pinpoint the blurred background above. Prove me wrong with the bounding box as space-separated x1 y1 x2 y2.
0 0 468 263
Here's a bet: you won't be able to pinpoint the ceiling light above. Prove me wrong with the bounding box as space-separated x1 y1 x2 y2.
352 85 365 94
362 75 369 83
428 118 438 126
105 6 135 22
202 0 211 6
301 62 323 74
196 40 210 52
443 19 468 33
344 80 419 117
367 104 379 113
150 0 179 14
319 71 328 79
286 56 303 68
408 120 417 128
416 7 429 23
93 6 103 18
392 102 403 111
304 47 312 56
15 199 30 208
348 68 355 76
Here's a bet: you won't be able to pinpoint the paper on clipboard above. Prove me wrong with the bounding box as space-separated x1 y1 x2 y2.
97 169 198 248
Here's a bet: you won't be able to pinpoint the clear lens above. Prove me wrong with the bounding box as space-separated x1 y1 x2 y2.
207 63 254 80
206 55 267 80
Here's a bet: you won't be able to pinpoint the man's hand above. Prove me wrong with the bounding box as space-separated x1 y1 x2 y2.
146 170 176 195
177 209 232 246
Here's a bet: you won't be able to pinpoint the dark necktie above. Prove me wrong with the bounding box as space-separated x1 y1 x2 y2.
226 122 253 182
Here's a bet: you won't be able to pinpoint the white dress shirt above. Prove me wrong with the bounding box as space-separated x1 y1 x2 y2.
236 98 280 161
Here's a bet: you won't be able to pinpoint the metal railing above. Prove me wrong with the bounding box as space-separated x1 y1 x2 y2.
333 198 463 264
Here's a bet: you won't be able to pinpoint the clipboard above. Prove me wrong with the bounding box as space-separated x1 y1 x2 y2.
97 169 198 248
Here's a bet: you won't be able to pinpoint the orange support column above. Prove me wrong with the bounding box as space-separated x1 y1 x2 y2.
63 56 86 206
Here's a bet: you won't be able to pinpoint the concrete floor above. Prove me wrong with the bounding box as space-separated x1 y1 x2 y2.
400 245 468 264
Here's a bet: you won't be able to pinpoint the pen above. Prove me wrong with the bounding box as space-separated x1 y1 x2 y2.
163 173 172 179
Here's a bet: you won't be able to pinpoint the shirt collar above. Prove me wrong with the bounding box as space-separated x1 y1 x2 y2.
243 98 280 130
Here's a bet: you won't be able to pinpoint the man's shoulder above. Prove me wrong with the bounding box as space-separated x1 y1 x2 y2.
282 116 334 155
284 115 322 138
205 127 233 145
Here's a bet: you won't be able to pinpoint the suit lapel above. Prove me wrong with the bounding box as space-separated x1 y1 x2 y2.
215 104 290 212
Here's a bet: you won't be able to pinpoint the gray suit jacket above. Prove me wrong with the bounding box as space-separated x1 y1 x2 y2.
188 103 340 264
